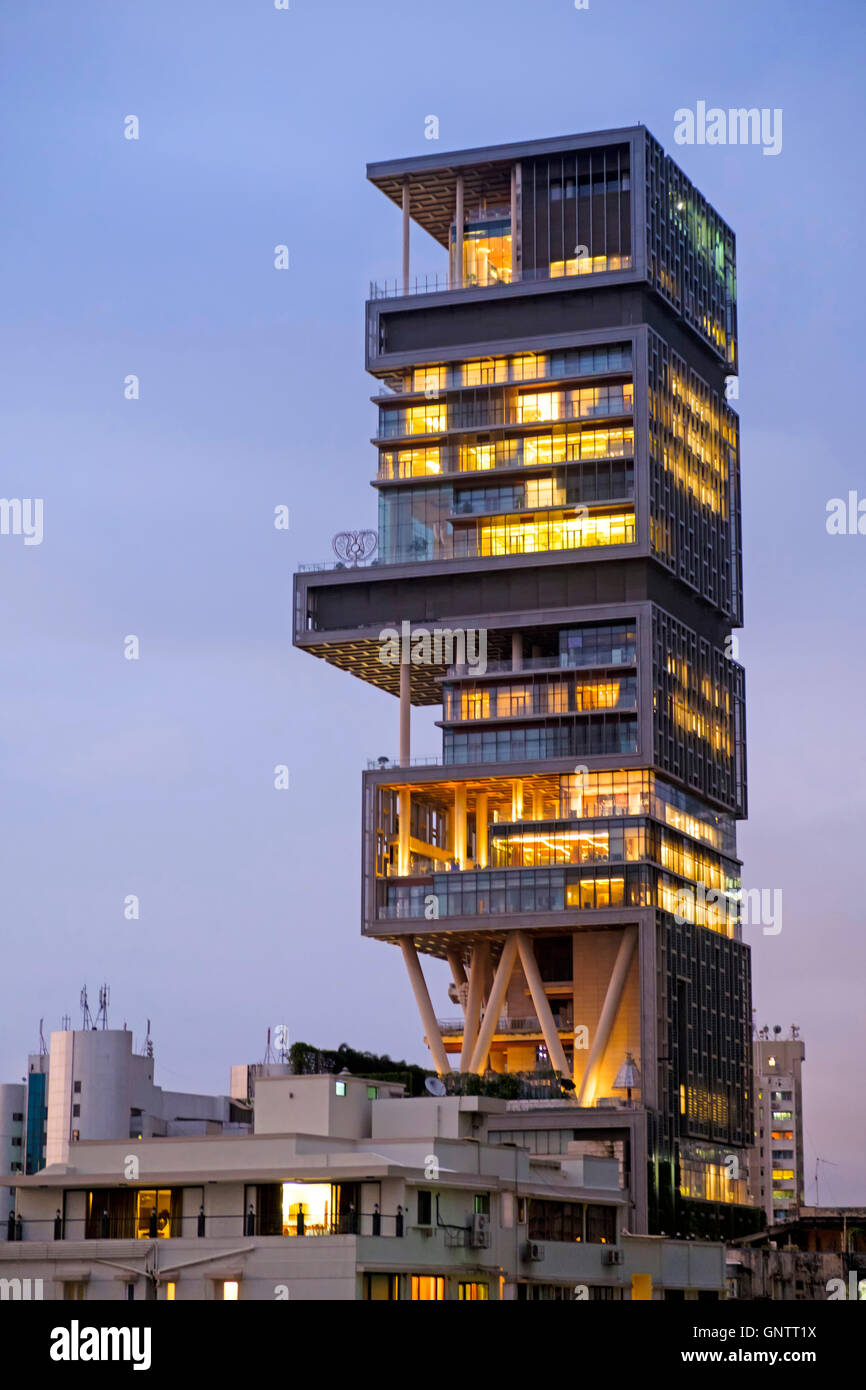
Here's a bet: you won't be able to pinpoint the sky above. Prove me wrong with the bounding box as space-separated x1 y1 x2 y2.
1 0 864 1204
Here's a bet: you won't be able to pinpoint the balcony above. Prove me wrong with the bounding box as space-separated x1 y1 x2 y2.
369 256 634 300
437 1013 574 1037
376 395 633 441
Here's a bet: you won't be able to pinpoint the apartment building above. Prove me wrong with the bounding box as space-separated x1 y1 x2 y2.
0 1073 726 1300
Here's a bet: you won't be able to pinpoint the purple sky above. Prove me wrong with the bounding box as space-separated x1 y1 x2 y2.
1 0 864 1203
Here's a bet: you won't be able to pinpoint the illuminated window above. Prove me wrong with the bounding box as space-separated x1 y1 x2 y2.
411 1275 445 1301
335 1081 347 1097
282 1182 332 1236
457 219 512 286
367 1086 378 1099
772 1170 794 1181
135 1190 175 1239
165 1282 176 1301
458 1282 489 1300
222 1281 239 1301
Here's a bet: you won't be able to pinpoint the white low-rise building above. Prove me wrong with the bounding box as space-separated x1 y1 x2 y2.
0 1074 725 1301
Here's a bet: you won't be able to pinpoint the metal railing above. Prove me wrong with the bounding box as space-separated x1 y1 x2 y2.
377 398 632 439
370 258 634 301
366 756 442 770
436 1015 574 1036
10 1209 408 1241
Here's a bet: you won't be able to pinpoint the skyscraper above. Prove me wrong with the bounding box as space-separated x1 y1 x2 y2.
294 127 757 1237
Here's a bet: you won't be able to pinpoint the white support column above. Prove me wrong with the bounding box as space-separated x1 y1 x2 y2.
460 940 489 1071
401 938 451 1075
454 173 464 288
454 784 467 867
510 162 520 280
446 948 467 997
399 659 411 766
475 793 488 867
577 926 638 1105
511 779 523 822
402 180 411 294
469 935 519 1073
516 932 571 1078
398 788 411 877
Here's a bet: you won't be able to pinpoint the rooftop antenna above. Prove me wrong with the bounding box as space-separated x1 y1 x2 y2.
143 1018 153 1059
791 1024 800 1040
96 983 110 1030
80 986 94 1031
815 1155 838 1207
263 1027 276 1064
38 1019 47 1056
60 1013 71 1031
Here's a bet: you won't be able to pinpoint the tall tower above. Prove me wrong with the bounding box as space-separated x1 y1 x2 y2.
294 127 756 1236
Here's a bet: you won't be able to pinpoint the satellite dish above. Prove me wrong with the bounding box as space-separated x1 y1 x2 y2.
425 1077 447 1097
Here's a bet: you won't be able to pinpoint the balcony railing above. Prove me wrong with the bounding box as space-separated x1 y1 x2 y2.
377 398 633 440
370 257 634 301
446 649 636 677
437 1014 574 1036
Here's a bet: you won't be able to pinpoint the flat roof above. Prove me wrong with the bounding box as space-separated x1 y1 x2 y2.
367 126 643 248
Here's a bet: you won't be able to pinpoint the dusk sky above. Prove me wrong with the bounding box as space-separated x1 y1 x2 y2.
1 0 864 1203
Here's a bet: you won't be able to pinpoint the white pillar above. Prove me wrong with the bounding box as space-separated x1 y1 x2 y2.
455 173 464 288
398 788 411 877
475 793 489 867
510 163 520 280
402 180 411 294
401 939 451 1075
399 659 411 766
454 784 467 867
469 936 519 1073
460 940 489 1071
446 949 467 996
516 933 571 1078
577 926 638 1105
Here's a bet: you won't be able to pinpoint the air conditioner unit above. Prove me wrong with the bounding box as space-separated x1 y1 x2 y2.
470 1213 491 1249
602 1247 624 1266
524 1241 545 1263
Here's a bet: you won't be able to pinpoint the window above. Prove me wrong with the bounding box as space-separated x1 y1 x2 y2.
11 1112 23 1122
367 1086 378 1099
73 1081 81 1094
63 1282 86 1300
72 1105 80 1117
125 1283 135 1301
528 1199 584 1242
458 1282 489 1300
474 1194 490 1216
165 1282 176 1301
11 1137 21 1147
364 1273 399 1301
335 1081 347 1097
222 1281 239 1301
417 1190 432 1225
586 1205 617 1245
411 1275 445 1301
